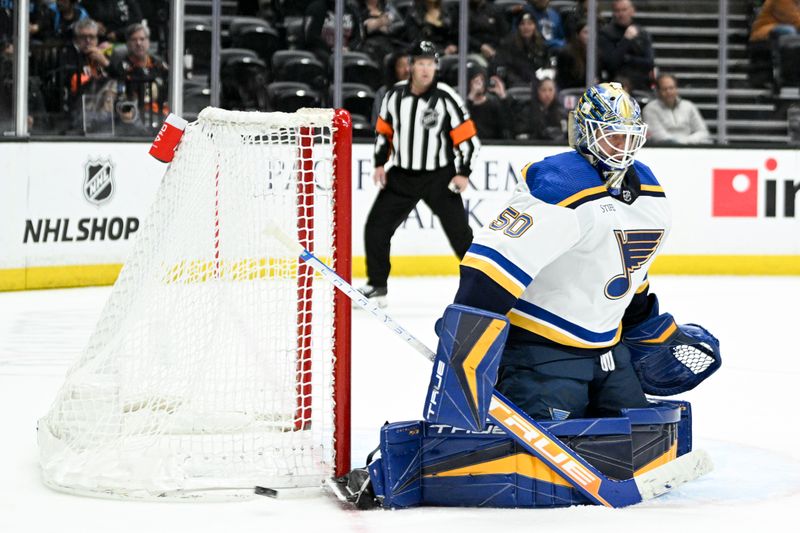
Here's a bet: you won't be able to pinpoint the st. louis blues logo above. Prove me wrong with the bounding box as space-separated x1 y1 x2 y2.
604 229 664 300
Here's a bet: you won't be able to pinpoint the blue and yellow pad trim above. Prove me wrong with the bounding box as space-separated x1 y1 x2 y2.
424 304 509 431
371 400 689 508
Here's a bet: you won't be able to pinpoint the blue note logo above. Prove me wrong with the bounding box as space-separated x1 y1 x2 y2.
604 229 664 300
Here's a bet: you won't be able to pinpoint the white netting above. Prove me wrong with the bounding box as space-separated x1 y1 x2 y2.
38 108 343 500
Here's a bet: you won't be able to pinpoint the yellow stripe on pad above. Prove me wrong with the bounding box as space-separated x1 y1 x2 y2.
425 453 572 487
463 318 506 408
641 321 678 344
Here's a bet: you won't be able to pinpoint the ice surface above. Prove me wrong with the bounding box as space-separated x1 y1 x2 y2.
2 275 799 532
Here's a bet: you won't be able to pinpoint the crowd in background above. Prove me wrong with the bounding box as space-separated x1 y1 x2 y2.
0 0 168 135
1 0 799 141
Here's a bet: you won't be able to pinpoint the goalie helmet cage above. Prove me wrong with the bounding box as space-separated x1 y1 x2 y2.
37 107 352 500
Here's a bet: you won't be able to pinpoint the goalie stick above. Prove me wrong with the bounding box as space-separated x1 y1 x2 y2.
265 224 713 508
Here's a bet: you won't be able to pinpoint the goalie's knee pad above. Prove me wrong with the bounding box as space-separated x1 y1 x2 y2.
623 311 721 396
424 304 509 431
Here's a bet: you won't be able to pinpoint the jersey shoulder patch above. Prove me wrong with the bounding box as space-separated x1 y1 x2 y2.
521 151 608 209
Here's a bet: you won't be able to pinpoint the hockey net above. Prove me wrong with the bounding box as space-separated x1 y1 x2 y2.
37 108 352 500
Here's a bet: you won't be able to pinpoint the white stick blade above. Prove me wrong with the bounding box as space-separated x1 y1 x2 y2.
635 449 714 501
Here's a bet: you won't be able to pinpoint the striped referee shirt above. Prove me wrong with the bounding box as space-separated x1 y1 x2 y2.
374 80 481 176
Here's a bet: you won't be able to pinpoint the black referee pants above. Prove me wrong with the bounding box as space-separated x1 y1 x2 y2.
364 166 473 288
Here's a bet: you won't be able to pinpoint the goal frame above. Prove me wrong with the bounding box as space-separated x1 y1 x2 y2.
37 107 353 498
330 109 352 478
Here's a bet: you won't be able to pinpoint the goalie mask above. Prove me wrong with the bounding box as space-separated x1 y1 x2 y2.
622 312 721 397
570 82 647 174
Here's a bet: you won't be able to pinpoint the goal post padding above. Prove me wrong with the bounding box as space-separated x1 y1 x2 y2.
37 107 352 500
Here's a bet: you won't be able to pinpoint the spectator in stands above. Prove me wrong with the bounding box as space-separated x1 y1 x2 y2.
114 98 151 136
748 0 800 88
459 0 509 67
371 49 410 125
404 0 456 55
642 74 711 145
514 77 564 140
110 23 167 83
359 0 405 64
81 0 143 43
39 0 89 43
61 18 110 128
84 79 149 136
496 12 548 88
305 0 363 63
466 65 511 139
750 0 800 41
109 23 168 131
598 0 654 92
83 79 117 134
519 0 566 51
556 19 588 89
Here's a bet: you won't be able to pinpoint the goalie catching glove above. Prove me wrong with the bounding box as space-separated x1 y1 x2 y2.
623 306 721 396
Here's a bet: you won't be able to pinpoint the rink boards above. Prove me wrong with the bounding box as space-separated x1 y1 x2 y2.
1 141 798 290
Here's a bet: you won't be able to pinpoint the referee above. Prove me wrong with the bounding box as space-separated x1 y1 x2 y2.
358 41 481 307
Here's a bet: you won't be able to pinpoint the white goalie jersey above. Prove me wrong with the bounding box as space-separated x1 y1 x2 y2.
455 150 671 351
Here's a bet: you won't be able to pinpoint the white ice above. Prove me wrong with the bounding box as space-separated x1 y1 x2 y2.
2 275 800 533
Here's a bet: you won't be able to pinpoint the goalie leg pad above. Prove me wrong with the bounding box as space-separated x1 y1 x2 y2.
369 401 689 508
623 312 722 396
424 304 509 431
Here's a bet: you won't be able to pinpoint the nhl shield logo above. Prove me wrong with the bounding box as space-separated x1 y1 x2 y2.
84 158 114 205
421 108 440 129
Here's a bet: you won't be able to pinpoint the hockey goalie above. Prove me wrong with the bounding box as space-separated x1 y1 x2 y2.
340 83 721 509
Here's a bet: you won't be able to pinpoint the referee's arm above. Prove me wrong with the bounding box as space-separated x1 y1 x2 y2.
441 86 481 177
373 90 394 168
